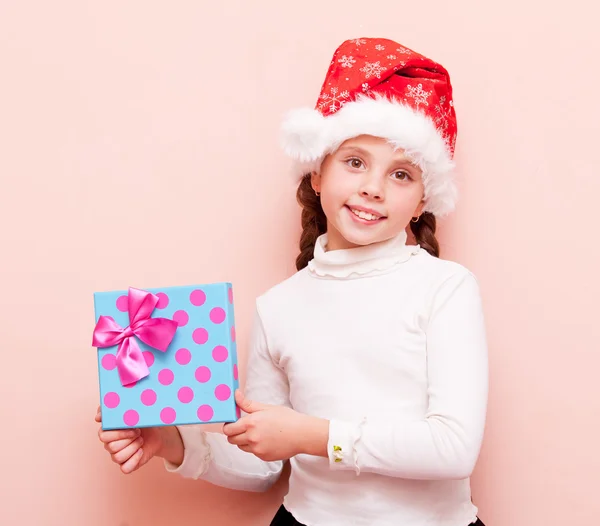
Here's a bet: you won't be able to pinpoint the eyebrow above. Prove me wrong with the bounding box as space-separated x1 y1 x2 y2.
338 145 415 165
338 145 372 157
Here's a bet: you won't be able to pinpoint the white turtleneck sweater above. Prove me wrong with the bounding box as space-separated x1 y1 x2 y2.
164 232 489 526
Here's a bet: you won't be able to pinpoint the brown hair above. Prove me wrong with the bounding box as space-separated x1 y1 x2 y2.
296 175 328 271
408 211 440 259
295 174 440 271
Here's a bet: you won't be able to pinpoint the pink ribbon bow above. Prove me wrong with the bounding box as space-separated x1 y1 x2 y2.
93 287 178 386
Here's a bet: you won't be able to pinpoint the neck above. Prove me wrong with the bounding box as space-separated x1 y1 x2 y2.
308 230 421 279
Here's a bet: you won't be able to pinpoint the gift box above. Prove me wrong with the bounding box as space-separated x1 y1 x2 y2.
93 283 239 430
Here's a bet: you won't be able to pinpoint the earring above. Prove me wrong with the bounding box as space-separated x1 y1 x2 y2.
411 216 420 223
315 190 320 197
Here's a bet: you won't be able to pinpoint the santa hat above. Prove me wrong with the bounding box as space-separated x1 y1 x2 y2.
280 38 458 217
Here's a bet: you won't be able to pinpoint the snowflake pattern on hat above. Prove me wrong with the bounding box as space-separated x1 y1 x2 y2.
317 38 457 155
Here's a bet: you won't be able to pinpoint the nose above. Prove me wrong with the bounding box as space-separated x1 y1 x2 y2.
358 172 384 200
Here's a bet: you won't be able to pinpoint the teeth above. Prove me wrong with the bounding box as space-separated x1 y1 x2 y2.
351 208 379 221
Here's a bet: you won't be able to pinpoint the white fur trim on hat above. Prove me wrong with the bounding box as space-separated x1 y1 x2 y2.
280 95 458 217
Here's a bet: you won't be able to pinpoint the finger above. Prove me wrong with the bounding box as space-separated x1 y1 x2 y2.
120 447 144 474
237 444 253 454
104 437 138 454
99 427 141 444
235 390 270 414
235 390 257 414
111 436 144 465
226 432 249 447
223 418 248 437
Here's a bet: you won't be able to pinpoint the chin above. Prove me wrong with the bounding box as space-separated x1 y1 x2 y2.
337 227 389 247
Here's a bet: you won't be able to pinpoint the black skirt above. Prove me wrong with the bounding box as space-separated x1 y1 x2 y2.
270 505 486 526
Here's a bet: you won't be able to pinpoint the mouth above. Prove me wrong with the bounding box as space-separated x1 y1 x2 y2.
345 205 387 224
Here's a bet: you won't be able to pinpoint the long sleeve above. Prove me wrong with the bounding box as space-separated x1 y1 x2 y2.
327 270 489 480
164 305 291 492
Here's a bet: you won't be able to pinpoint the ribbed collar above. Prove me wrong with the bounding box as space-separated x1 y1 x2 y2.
307 231 421 279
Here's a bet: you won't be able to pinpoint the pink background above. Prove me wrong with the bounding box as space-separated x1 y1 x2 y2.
1 1 598 525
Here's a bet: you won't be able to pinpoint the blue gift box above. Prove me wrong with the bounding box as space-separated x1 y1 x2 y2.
93 282 239 430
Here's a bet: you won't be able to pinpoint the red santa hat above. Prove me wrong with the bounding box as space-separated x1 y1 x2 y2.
280 37 458 217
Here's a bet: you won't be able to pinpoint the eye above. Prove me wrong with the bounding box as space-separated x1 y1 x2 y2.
391 170 412 181
345 157 364 169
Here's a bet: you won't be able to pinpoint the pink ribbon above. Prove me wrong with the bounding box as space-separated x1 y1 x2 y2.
93 287 178 386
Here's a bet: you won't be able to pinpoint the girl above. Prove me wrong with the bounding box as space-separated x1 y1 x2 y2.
96 37 488 526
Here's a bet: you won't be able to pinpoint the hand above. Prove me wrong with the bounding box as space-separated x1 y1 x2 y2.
95 406 179 474
222 390 329 462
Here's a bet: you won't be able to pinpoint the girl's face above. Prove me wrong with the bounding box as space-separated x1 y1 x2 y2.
312 135 425 251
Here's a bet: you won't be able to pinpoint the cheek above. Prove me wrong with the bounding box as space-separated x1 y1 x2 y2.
320 190 345 219
388 186 424 214
321 173 353 204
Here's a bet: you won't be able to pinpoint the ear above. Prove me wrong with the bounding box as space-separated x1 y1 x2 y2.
310 171 321 194
413 199 425 218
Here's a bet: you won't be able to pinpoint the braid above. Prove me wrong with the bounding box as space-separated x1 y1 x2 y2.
409 211 440 258
295 175 327 271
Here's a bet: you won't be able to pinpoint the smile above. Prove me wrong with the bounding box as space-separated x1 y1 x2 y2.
346 205 386 223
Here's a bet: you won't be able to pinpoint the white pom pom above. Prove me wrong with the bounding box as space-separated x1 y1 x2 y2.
280 108 329 163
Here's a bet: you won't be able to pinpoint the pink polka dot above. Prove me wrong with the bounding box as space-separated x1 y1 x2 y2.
190 289 206 306
101 353 117 370
160 407 176 424
230 325 236 342
158 368 174 385
104 392 120 409
141 389 157 406
215 384 231 401
178 386 194 403
124 380 137 388
143 351 155 367
197 405 214 422
193 328 209 345
212 345 228 362
116 295 128 312
228 287 233 304
175 348 191 365
156 292 169 309
123 410 139 427
210 307 226 324
233 364 239 380
173 310 189 327
195 366 211 383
